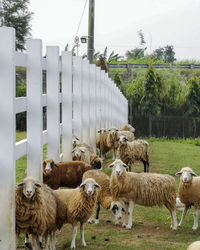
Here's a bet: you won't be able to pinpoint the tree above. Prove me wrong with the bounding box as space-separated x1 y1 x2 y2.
163 45 176 63
0 0 33 51
185 76 200 137
151 47 164 60
142 64 160 136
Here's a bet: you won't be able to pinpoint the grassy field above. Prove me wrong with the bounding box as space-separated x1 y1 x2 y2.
16 132 200 249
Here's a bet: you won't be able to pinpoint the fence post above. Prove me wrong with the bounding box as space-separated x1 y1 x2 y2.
0 26 16 250
46 46 60 161
62 51 73 161
73 56 83 141
89 64 96 152
100 70 105 129
26 39 43 181
82 60 90 145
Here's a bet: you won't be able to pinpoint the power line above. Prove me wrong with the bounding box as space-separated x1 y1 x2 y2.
75 0 88 38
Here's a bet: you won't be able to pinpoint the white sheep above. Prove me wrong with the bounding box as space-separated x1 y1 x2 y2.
117 135 149 172
72 135 94 154
175 167 200 230
53 178 100 249
15 176 57 250
82 169 124 225
109 159 177 230
187 241 200 250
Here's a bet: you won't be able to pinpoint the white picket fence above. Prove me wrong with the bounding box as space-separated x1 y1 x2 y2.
0 27 128 249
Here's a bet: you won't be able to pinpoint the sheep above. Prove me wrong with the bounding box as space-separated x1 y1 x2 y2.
175 167 200 230
72 135 94 154
121 124 135 133
53 178 100 249
97 127 119 160
82 169 124 225
117 135 149 172
187 241 200 250
72 146 102 170
15 176 57 250
43 159 100 189
109 159 177 230
117 130 134 142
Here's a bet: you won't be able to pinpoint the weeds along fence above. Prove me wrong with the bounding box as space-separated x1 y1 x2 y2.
0 27 128 249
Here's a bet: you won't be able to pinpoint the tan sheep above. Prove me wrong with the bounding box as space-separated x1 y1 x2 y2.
121 124 135 133
53 178 100 249
117 135 149 172
175 167 200 230
109 159 177 230
72 146 102 170
82 169 124 225
96 128 107 149
72 135 94 154
15 176 57 250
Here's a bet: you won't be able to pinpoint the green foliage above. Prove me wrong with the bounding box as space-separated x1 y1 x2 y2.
142 64 160 115
151 45 176 63
125 47 146 60
0 0 33 51
185 76 200 118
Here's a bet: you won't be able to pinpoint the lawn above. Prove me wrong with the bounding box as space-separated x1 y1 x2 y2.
16 132 200 249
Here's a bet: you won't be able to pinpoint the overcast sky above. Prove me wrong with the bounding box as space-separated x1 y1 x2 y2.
29 0 200 61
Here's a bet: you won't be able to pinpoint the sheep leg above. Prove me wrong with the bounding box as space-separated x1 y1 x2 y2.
126 201 134 229
141 160 148 173
170 210 178 230
70 224 78 249
178 205 189 227
24 233 30 248
31 234 40 250
95 202 101 224
80 222 86 247
51 231 56 250
122 202 129 227
112 149 116 160
192 207 198 230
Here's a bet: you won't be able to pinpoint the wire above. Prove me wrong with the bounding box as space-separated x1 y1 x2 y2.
75 0 88 38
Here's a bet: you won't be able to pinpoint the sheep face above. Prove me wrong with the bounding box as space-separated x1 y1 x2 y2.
18 177 41 199
72 136 80 148
108 159 128 177
80 178 100 196
43 159 56 175
72 147 85 160
97 128 106 134
175 167 198 183
108 127 118 136
110 201 124 222
117 135 128 145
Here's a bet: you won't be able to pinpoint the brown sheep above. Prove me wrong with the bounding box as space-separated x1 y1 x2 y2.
43 159 98 189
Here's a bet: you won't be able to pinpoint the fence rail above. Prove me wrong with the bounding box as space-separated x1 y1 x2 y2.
0 27 128 249
108 63 200 70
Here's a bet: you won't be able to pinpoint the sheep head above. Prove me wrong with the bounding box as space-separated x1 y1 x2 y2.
110 201 125 224
97 128 107 134
175 167 198 183
80 178 100 196
71 147 85 161
18 176 41 199
116 135 128 145
108 159 129 177
43 159 57 175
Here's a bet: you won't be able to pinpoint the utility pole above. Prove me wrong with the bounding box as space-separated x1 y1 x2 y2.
87 0 95 64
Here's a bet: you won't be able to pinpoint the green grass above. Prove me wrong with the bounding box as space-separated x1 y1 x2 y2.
16 132 200 249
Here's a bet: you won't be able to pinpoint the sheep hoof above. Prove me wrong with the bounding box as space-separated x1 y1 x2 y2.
126 224 132 229
122 223 127 228
192 226 198 231
95 219 99 224
82 241 87 247
178 223 182 227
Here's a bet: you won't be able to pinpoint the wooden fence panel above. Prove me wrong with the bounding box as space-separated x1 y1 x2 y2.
0 27 16 250
26 39 43 182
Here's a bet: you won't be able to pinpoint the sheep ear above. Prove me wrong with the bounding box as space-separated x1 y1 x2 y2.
108 163 114 168
122 163 129 171
116 138 120 141
125 138 128 141
75 137 80 141
80 149 85 153
122 208 125 212
94 183 101 189
18 182 23 187
71 149 75 153
175 171 182 176
108 129 111 131
35 183 41 188
97 130 101 133
191 171 198 177
80 183 86 189
43 161 47 166
50 161 55 168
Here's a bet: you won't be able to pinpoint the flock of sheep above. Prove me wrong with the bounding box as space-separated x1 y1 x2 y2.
15 124 200 250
